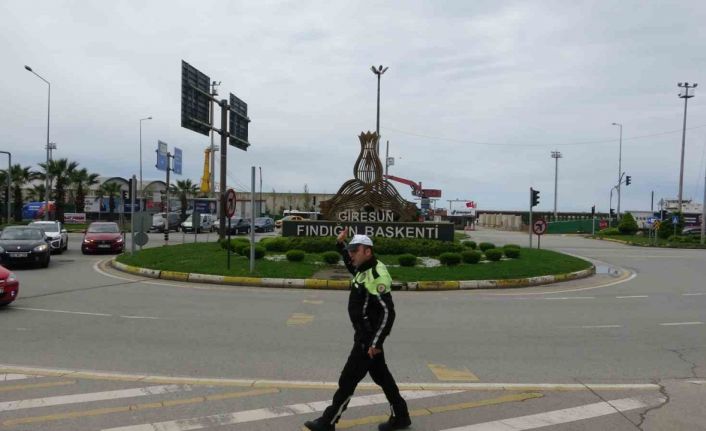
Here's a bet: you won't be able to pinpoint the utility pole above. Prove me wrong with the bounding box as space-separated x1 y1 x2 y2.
611 123 623 219
209 81 220 198
259 166 263 216
371 65 388 156
678 82 697 213
551 150 562 220
385 140 390 177
651 190 654 213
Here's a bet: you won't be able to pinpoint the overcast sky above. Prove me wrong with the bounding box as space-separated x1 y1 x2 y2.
3 0 706 213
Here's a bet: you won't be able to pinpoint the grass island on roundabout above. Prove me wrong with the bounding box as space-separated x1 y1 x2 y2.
114 132 594 290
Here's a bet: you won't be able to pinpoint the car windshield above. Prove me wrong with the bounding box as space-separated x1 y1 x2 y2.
0 228 44 240
87 224 120 233
255 218 269 223
30 222 59 232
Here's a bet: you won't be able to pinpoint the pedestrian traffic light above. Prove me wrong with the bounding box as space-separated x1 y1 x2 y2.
625 175 631 186
531 188 540 207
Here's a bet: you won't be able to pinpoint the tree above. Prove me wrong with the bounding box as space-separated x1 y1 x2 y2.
38 158 79 222
2 164 40 221
618 212 638 235
169 179 198 221
69 168 100 213
98 181 122 219
27 184 46 203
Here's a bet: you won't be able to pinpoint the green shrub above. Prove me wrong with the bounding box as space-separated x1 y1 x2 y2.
462 240 477 250
504 247 520 259
244 245 266 260
398 254 417 267
439 252 462 266
219 237 249 251
262 237 289 252
461 250 481 264
479 242 496 252
600 227 620 236
286 249 306 262
503 244 521 250
322 251 341 264
618 212 639 235
658 214 684 239
484 248 503 261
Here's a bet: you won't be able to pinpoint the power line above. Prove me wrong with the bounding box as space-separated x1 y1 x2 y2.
386 124 706 148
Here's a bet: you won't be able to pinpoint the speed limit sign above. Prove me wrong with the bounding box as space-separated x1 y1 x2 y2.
225 189 237 218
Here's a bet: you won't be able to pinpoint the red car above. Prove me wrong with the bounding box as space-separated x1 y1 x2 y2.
81 222 125 254
0 265 19 307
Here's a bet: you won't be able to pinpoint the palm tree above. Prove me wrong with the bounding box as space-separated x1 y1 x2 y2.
1 164 40 221
27 184 46 202
98 182 122 220
69 168 100 213
37 158 79 222
170 179 198 221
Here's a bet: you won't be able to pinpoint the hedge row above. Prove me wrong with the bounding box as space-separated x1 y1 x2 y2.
259 236 463 256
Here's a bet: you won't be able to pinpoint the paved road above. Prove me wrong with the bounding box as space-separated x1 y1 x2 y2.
0 229 703 430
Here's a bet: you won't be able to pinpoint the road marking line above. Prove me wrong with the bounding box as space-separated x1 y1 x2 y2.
0 384 190 412
616 295 648 299
2 388 278 427
682 293 706 296
659 321 704 326
428 364 479 381
545 297 595 300
119 315 161 320
0 380 75 393
438 396 663 431
0 374 42 382
0 363 661 391
337 392 543 429
13 307 112 317
287 313 315 326
303 300 324 305
102 390 463 431
472 268 636 296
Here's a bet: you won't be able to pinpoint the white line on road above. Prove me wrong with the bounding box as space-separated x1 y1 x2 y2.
13 307 112 317
119 315 161 320
579 325 623 329
0 374 41 382
545 297 595 300
101 390 462 431
659 322 704 326
0 385 190 412
437 396 663 431
616 295 648 299
682 293 706 296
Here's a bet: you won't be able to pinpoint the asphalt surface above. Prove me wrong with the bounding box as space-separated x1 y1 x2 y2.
0 229 703 430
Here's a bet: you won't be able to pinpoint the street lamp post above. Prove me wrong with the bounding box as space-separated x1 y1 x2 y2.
25 65 51 220
0 151 10 223
611 123 623 219
139 116 152 210
551 151 562 221
371 65 388 156
677 82 697 213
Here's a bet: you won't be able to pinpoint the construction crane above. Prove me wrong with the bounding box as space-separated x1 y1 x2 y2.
200 148 212 193
383 174 442 198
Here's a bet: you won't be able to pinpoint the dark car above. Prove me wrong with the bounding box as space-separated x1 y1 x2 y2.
226 217 251 234
0 226 51 268
150 212 181 233
81 222 125 254
254 217 275 232
0 264 19 306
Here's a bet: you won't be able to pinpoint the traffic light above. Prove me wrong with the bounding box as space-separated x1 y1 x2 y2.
591 205 595 217
531 188 540 207
610 208 615 218
121 190 127 202
625 175 631 186
127 178 134 203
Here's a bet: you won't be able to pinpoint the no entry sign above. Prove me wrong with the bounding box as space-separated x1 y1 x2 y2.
532 219 547 236
225 189 237 218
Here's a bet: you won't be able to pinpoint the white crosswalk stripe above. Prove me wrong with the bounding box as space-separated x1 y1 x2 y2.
102 389 463 431
0 373 42 382
437 396 664 431
0 384 191 412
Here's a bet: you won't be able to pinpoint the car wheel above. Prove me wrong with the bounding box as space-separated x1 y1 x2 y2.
41 256 50 268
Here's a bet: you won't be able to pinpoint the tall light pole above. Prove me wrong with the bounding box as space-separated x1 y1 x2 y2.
611 122 623 219
25 65 51 220
139 116 152 210
371 65 388 156
551 151 562 220
677 82 697 213
0 151 10 223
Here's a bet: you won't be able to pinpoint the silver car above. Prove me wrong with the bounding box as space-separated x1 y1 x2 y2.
29 221 68 253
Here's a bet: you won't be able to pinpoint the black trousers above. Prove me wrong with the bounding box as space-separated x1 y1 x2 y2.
321 343 409 425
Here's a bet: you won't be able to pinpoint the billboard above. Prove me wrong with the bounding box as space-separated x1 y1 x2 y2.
181 60 212 136
173 147 182 175
229 93 250 151
156 140 168 171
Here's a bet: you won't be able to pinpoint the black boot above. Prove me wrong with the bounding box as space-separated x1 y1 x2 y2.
378 413 412 431
304 417 335 431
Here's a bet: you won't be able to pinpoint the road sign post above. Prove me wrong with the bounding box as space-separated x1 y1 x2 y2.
225 188 237 270
532 219 547 249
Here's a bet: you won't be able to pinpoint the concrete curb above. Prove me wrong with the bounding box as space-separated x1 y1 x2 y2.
109 259 595 291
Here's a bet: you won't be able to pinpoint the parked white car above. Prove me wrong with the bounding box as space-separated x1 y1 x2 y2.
28 221 68 253
181 213 215 233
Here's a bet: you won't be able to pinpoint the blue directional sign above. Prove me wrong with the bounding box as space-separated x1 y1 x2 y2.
173 147 182 175
156 141 168 171
672 216 679 224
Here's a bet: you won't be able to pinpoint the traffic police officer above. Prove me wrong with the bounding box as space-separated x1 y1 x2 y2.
305 228 411 431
